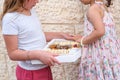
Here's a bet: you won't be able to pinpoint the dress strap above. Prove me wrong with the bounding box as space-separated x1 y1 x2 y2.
95 1 107 12
95 1 104 5
95 1 113 21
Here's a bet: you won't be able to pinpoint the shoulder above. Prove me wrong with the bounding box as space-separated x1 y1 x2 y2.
87 4 103 19
2 12 19 35
2 12 18 24
88 4 101 14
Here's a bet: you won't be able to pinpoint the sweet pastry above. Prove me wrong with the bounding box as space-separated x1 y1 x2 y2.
47 41 80 54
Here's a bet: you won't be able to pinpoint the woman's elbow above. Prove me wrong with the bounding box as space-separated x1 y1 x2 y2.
8 53 16 61
98 30 105 37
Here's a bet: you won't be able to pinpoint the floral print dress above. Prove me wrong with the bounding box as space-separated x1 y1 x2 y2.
78 3 120 80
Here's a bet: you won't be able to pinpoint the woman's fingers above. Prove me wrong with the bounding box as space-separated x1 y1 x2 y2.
47 57 60 66
41 52 60 66
50 53 61 65
52 57 61 65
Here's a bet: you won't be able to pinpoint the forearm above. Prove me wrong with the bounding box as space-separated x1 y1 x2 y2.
8 49 42 61
7 49 60 66
83 30 104 45
44 32 63 42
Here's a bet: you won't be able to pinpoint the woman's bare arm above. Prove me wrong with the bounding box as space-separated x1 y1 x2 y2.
3 35 60 66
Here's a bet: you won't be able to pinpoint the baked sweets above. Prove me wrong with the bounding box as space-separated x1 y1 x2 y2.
46 41 80 54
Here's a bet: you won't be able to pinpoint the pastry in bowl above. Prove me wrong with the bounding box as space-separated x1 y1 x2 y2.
47 41 80 54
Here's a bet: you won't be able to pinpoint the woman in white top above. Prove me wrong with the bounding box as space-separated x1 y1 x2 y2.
1 0 74 80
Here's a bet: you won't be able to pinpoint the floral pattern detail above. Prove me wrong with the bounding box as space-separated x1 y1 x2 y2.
78 5 120 80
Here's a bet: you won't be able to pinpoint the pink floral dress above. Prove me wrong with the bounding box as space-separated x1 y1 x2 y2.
78 3 120 80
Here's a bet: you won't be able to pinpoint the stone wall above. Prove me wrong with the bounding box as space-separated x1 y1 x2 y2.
0 0 120 80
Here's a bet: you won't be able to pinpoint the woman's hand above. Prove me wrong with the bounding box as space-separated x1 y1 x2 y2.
60 32 75 40
72 34 82 42
33 50 60 66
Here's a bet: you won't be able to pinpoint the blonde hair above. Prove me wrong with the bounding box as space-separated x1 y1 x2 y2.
1 0 25 20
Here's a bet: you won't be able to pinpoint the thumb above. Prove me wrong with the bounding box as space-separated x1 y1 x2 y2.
52 57 61 65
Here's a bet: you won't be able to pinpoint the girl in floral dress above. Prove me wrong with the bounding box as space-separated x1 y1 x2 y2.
73 0 120 80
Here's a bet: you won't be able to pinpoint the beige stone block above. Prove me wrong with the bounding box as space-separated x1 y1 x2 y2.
74 24 84 35
0 54 6 61
51 58 80 80
35 0 84 23
42 24 76 34
0 54 8 80
6 56 17 80
0 73 8 80
0 0 3 12
41 23 85 35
